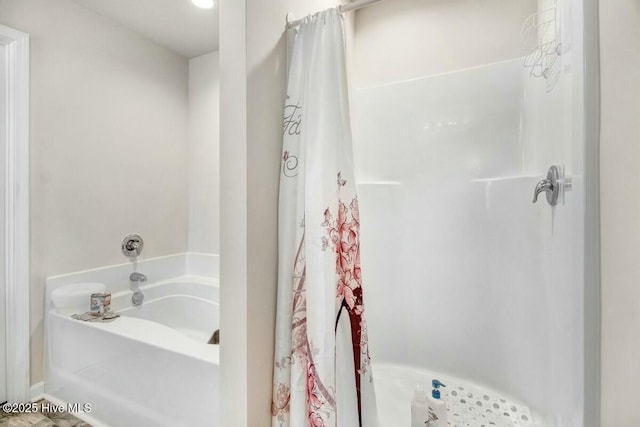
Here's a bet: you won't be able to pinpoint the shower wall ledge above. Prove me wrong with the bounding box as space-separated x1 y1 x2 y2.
357 181 402 186
45 252 219 300
470 175 541 183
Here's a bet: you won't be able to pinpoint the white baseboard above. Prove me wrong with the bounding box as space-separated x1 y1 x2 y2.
30 381 44 401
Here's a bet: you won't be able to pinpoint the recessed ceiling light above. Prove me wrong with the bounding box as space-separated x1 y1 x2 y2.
191 0 215 9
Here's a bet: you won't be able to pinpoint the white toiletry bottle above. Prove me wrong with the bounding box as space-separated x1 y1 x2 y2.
427 379 448 427
411 384 429 427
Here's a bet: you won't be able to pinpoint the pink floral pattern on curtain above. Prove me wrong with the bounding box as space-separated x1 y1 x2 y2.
322 174 372 414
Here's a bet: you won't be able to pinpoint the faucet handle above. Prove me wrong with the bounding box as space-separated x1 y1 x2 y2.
532 179 553 203
533 165 560 206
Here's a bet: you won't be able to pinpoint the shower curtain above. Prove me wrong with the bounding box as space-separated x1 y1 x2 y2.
271 9 377 427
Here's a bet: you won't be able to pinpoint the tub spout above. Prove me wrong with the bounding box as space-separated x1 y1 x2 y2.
130 272 146 306
130 272 147 283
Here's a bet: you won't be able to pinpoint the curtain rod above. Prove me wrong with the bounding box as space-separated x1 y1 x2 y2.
286 0 383 29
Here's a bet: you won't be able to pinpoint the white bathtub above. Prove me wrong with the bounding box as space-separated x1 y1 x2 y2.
45 278 220 427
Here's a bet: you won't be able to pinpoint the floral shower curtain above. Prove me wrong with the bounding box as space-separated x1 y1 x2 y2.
271 9 377 427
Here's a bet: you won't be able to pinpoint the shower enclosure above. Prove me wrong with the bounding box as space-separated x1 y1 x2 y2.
350 1 599 426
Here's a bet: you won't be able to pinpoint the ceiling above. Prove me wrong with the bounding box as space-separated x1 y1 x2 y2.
72 0 219 58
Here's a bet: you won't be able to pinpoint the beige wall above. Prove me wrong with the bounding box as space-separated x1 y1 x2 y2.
219 0 247 424
219 0 344 425
600 1 640 426
353 0 536 87
188 51 219 254
0 0 189 384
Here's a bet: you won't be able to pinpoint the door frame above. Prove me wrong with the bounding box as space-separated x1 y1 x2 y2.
582 0 601 426
0 24 30 403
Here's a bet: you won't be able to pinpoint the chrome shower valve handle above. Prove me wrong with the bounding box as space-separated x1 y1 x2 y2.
122 233 144 258
533 165 560 206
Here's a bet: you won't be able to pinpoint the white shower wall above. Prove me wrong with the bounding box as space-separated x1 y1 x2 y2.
354 59 548 412
352 2 586 424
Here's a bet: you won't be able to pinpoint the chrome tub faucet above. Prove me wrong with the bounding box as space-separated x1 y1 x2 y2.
130 272 146 306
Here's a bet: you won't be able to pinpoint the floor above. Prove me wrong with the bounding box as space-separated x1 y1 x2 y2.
0 400 91 427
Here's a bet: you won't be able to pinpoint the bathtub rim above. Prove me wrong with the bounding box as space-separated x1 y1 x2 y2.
45 277 221 366
47 310 220 365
